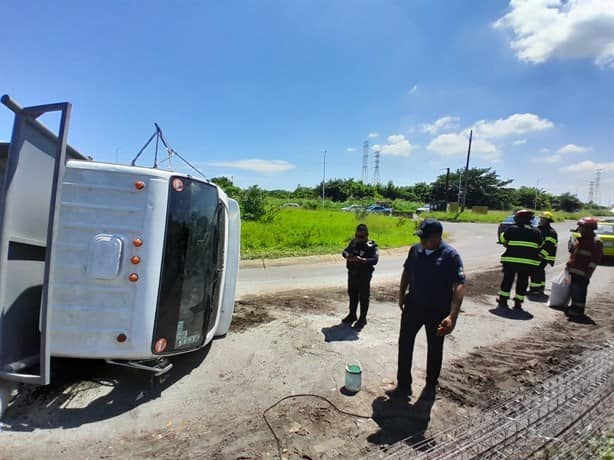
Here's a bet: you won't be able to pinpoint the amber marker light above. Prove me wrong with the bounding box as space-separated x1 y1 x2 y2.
129 273 139 282
154 338 168 353
135 180 145 190
131 256 141 265
132 238 143 247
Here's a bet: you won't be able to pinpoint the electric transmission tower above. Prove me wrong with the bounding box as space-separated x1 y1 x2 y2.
361 140 369 183
594 169 603 205
372 149 381 185
588 181 595 203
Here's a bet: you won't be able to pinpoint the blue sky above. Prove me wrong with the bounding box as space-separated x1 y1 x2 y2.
1 0 613 204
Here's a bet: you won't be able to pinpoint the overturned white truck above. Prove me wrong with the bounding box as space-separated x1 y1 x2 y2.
0 96 240 415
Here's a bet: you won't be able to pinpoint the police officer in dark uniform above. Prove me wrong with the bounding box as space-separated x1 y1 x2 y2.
387 219 465 398
341 224 378 329
497 209 543 309
528 211 558 298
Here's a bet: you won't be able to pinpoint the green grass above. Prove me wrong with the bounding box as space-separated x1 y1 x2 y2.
241 208 419 259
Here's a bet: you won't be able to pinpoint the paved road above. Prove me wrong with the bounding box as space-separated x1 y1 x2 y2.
237 221 576 297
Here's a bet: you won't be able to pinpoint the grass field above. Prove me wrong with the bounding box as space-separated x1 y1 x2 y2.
241 208 420 259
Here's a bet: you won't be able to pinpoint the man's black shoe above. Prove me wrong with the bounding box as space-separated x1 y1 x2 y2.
353 318 367 329
385 386 412 399
341 314 357 324
497 297 508 309
514 300 523 310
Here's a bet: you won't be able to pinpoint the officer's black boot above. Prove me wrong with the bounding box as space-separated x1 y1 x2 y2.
514 299 523 310
342 312 357 324
497 297 508 309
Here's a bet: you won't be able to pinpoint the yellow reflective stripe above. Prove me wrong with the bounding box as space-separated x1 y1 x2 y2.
507 241 540 249
545 236 558 244
514 294 525 301
530 282 546 287
498 291 510 297
545 256 555 261
499 232 507 244
501 257 541 266
540 249 549 257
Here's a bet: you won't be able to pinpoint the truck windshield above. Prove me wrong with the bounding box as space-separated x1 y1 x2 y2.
154 177 222 353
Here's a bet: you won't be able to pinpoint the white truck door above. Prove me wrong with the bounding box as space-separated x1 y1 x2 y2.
0 96 85 385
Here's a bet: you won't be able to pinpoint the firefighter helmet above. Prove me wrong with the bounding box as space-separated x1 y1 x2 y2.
541 211 554 222
514 209 534 223
577 217 598 230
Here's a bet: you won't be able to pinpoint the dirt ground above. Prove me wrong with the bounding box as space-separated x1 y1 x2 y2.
1 268 613 459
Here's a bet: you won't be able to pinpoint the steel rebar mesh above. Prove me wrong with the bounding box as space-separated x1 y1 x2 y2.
364 340 614 460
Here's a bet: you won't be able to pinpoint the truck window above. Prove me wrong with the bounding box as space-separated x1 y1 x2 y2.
153 177 221 353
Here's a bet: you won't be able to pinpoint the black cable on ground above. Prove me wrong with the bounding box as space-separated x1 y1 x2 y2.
262 393 422 460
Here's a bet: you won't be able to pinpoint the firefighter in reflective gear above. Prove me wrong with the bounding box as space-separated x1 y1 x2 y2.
497 210 543 309
528 211 558 297
341 224 379 329
566 217 603 318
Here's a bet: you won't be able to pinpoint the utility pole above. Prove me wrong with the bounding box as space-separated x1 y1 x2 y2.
445 167 450 204
594 169 603 205
322 149 327 203
534 178 540 210
460 130 472 212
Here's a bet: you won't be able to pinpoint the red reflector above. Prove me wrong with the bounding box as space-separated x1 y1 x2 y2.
117 333 127 343
129 273 139 282
135 180 145 190
154 338 168 353
131 256 141 265
133 238 143 247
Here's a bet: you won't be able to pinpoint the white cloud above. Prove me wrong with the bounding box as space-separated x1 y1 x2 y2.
346 147 357 152
533 154 562 163
560 160 614 173
427 133 501 161
372 134 416 157
470 113 554 139
513 139 527 145
408 84 418 94
207 159 296 173
494 0 614 68
368 132 379 139
557 143 591 154
421 116 460 135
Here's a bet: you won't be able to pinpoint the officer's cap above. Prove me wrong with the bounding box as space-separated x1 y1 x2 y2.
414 218 443 238
356 224 369 234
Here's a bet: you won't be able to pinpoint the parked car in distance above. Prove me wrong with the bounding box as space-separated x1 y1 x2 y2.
366 204 392 215
281 202 301 208
497 214 539 243
341 204 364 212
415 206 431 215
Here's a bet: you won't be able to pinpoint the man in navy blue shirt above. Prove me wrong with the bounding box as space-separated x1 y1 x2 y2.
387 218 465 398
341 224 379 329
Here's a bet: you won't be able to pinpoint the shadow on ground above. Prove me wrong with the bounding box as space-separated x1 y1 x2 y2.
368 388 437 449
321 323 360 342
2 344 211 431
488 306 534 320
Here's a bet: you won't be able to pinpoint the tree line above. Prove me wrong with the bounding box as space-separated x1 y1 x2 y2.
212 167 596 220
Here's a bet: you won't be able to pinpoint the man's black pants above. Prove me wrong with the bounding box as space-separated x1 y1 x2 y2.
499 264 532 303
348 270 372 319
396 304 445 390
529 261 547 291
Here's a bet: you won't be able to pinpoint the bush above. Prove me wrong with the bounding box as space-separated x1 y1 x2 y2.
240 185 266 221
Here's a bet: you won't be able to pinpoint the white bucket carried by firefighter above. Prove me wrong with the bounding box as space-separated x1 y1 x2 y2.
548 269 572 308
